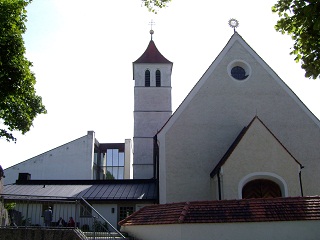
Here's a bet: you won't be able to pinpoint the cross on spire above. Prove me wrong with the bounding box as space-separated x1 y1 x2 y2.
149 20 155 40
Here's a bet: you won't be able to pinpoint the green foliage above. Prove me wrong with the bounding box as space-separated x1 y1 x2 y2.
105 171 115 180
0 0 46 142
4 202 16 210
272 0 320 79
142 0 172 13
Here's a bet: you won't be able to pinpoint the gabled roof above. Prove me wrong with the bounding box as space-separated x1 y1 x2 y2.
133 40 172 64
157 32 320 137
119 196 320 226
210 116 302 177
2 179 158 202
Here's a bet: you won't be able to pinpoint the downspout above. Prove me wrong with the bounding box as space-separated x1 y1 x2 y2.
299 165 304 197
217 168 222 200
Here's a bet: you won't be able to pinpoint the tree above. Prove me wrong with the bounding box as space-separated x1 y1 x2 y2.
272 0 320 79
142 0 172 13
0 0 46 142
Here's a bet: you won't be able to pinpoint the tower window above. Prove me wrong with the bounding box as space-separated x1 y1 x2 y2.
145 70 150 87
156 70 161 87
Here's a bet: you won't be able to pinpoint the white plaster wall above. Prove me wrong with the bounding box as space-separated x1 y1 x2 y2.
159 36 320 203
134 112 171 137
4 132 95 184
124 139 132 179
92 204 118 230
133 62 172 180
133 165 154 179
133 138 153 165
222 119 301 199
121 221 320 240
134 88 172 112
14 202 76 227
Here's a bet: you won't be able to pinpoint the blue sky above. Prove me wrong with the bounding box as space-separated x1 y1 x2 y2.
1 0 319 170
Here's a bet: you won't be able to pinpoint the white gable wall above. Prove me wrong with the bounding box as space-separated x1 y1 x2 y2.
220 118 301 200
4 132 95 184
158 34 320 203
121 221 320 240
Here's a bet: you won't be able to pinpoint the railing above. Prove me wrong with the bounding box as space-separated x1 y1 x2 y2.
0 194 127 240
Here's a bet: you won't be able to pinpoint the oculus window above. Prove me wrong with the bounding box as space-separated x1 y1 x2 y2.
227 60 251 81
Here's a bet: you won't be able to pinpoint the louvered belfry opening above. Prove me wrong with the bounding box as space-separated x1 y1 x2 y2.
242 179 282 199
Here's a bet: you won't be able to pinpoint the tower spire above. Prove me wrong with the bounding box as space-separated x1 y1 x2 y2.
149 20 155 40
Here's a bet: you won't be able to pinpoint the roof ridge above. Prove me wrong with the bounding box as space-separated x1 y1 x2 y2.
178 202 190 223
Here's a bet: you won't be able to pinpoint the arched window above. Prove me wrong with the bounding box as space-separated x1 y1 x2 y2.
145 70 150 87
242 179 282 199
156 70 161 87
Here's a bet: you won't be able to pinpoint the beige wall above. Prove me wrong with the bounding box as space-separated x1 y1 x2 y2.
159 35 320 204
220 118 301 199
121 220 320 240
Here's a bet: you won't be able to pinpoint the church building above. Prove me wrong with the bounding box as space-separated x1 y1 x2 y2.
2 27 320 239
120 31 320 239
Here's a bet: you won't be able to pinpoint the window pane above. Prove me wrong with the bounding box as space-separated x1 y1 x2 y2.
145 70 150 87
112 149 119 166
107 150 112 166
118 167 124 179
156 70 161 87
112 167 118 179
119 152 124 166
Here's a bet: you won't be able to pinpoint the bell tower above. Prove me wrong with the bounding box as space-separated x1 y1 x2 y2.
132 30 173 179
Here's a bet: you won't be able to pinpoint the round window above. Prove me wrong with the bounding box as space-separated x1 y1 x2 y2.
231 66 248 80
227 60 251 81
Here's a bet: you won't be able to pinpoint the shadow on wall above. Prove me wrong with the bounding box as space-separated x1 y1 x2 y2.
0 228 81 240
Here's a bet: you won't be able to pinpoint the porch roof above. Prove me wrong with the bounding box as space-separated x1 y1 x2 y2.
119 196 320 226
2 179 158 201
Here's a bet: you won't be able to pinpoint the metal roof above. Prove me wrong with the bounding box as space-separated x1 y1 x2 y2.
2 180 158 201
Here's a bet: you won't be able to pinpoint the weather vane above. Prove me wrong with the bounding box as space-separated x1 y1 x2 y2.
228 18 239 33
149 20 155 40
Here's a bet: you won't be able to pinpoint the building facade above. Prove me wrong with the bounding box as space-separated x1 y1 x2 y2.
4 131 132 184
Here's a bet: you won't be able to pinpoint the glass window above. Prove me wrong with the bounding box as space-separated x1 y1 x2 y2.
231 66 248 80
107 150 112 166
112 149 119 166
118 167 124 179
145 70 150 87
119 152 125 166
119 206 134 221
104 149 125 179
112 167 119 179
156 70 161 87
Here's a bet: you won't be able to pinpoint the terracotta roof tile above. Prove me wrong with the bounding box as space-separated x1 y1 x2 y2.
119 196 320 226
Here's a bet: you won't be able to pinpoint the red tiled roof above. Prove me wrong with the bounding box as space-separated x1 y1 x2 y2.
119 196 320 226
134 40 172 64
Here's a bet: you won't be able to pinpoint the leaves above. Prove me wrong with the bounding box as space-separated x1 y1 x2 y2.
142 0 172 13
0 0 46 142
273 0 320 79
